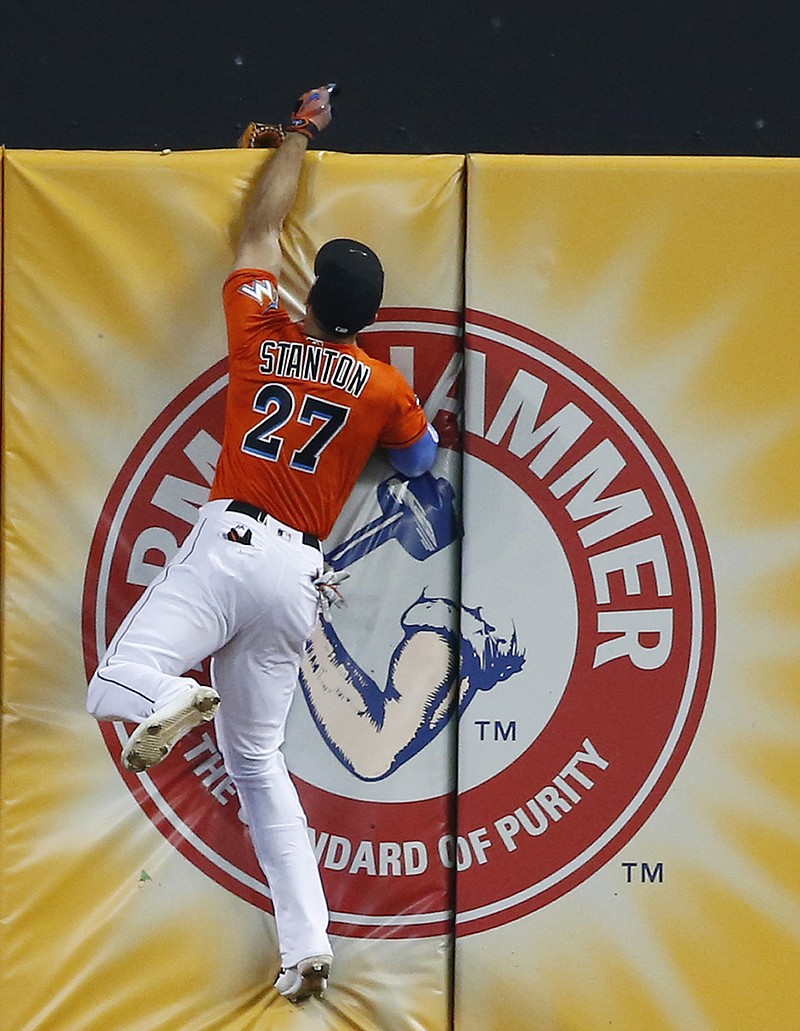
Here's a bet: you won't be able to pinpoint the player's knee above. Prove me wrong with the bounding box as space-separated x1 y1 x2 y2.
86 676 104 717
86 667 120 720
85 673 105 719
225 746 284 785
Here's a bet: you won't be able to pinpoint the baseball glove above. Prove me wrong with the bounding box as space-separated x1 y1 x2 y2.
238 121 286 149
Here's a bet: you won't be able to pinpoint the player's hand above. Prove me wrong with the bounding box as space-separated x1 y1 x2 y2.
313 567 350 620
287 84 335 139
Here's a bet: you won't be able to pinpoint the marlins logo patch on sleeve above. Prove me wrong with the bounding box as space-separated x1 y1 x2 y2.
239 278 278 309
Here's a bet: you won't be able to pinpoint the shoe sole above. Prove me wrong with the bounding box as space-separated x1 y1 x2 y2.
280 956 331 1002
122 688 220 773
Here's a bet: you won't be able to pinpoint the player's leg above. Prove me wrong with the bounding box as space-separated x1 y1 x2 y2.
87 515 221 721
210 537 331 984
86 504 246 769
215 691 332 962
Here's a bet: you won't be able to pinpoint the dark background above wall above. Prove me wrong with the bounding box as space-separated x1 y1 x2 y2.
1 0 799 156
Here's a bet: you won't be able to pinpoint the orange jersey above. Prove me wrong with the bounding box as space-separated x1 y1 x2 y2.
210 269 428 540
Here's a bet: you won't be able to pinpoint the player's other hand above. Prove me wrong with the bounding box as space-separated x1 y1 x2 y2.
288 84 334 139
313 567 350 620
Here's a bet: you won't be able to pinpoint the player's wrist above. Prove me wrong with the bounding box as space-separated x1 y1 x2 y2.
282 129 310 149
286 119 320 140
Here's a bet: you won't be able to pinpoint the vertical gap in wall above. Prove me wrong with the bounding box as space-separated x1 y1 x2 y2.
447 152 469 1031
0 147 6 807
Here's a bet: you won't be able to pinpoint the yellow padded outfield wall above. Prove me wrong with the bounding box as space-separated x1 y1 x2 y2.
1 150 799 1031
1 149 464 1031
456 155 800 1031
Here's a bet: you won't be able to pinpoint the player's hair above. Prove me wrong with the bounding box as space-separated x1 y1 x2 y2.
308 239 384 339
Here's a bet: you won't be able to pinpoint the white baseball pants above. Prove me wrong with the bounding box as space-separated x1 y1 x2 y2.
87 499 332 968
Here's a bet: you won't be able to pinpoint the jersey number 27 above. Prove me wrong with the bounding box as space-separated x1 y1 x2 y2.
242 383 350 473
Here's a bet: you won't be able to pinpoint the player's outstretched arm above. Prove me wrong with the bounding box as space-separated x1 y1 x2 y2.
233 85 333 276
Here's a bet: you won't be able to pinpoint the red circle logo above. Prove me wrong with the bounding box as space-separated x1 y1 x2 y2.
82 308 714 938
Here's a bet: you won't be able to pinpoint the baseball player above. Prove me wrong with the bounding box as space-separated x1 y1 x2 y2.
86 84 438 1003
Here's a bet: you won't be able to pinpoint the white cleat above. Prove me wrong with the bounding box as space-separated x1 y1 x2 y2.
121 685 220 773
274 955 332 1003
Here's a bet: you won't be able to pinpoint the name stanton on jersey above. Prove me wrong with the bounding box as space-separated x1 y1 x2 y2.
258 338 372 398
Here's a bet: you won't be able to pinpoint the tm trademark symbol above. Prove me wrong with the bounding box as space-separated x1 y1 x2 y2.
621 861 664 884
474 719 517 742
